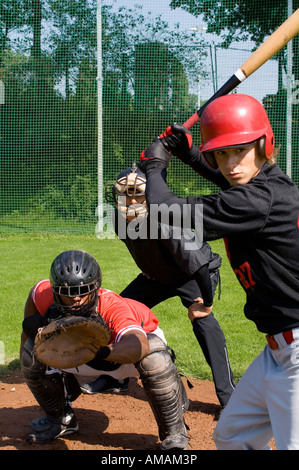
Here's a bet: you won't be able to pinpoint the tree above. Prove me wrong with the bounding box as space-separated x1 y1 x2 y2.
0 0 29 67
170 0 299 80
0 1 203 221
170 0 299 181
47 0 97 98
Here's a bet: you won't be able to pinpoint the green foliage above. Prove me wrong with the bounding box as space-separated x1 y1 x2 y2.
170 0 299 79
1 2 297 234
0 3 199 217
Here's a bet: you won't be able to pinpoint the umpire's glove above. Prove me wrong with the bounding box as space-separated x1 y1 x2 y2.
139 138 171 172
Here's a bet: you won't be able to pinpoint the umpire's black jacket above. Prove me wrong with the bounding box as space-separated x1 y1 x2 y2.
114 212 221 307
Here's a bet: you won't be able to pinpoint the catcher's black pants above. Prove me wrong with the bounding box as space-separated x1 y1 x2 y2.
120 270 235 407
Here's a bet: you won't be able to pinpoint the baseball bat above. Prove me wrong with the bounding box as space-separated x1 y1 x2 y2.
183 8 299 129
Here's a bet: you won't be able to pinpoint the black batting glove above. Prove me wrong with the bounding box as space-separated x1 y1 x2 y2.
159 123 194 156
139 138 171 172
159 123 200 164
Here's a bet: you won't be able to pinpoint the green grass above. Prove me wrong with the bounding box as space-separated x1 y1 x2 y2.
0 234 266 382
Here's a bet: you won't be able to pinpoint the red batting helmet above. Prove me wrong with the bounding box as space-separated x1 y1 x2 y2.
199 94 275 168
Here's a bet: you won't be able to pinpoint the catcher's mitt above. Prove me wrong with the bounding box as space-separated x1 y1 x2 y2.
34 315 111 369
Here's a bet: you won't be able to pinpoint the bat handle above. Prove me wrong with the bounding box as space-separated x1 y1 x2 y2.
183 112 200 130
183 71 246 130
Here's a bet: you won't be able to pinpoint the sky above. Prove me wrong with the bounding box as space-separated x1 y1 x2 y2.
5 0 282 104
105 0 280 104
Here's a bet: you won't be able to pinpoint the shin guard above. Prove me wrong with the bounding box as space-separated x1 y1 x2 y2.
135 334 189 450
21 338 74 419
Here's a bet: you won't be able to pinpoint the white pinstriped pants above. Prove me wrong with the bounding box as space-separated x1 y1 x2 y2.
213 328 299 450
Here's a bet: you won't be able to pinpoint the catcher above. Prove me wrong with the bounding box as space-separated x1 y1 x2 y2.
20 249 189 450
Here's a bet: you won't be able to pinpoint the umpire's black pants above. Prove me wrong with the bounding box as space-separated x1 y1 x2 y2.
120 271 235 408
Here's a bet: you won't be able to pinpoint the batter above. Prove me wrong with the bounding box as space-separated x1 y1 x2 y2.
139 93 299 450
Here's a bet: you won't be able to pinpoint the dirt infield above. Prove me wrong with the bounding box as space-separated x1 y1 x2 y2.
0 370 277 452
0 370 221 451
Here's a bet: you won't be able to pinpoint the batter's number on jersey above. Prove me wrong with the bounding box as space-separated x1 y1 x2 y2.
234 261 256 290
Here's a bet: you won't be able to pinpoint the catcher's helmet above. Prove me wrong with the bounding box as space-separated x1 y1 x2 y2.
105 162 147 219
50 250 102 316
199 94 275 168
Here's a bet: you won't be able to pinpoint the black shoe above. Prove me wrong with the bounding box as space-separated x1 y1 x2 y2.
160 425 189 451
80 375 129 394
26 414 78 442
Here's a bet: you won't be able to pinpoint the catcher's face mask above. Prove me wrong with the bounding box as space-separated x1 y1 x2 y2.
53 286 99 317
52 282 98 298
105 163 148 221
59 289 94 307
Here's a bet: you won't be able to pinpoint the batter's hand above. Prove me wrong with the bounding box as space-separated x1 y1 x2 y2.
159 123 194 157
188 297 213 322
139 138 171 171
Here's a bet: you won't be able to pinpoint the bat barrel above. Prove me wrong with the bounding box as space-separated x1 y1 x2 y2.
241 8 299 78
182 9 299 131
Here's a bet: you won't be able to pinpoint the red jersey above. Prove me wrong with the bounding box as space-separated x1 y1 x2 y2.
32 280 159 343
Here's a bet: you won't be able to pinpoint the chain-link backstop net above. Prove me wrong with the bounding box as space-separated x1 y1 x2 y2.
1 0 298 235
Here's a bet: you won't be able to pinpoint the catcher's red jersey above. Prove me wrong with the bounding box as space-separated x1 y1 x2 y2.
32 280 159 343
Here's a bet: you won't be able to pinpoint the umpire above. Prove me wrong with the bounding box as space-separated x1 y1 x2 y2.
101 163 235 409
